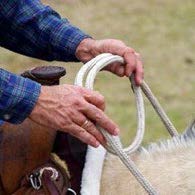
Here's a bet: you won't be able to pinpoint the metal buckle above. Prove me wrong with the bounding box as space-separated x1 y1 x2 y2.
29 167 59 190
29 172 42 190
67 188 77 195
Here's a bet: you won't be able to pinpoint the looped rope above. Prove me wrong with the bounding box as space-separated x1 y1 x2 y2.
75 54 145 154
75 53 179 195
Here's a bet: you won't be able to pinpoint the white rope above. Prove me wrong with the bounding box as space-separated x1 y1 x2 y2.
75 54 145 155
141 81 179 137
75 54 157 194
76 53 179 194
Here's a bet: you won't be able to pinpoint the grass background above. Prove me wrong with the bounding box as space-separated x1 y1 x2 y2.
0 0 194 146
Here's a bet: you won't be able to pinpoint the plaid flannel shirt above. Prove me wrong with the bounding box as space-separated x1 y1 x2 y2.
0 0 90 124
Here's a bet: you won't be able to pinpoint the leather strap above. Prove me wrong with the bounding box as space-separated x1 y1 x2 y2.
13 155 71 195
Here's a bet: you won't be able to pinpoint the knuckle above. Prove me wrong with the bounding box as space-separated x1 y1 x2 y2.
89 137 96 144
59 120 71 131
73 98 83 107
78 128 85 134
127 63 136 70
73 85 82 93
108 39 126 48
125 47 135 54
98 94 105 104
92 92 105 107
59 121 65 129
136 53 142 61
132 63 136 69
110 65 116 72
115 39 125 46
82 133 92 142
76 86 87 95
95 112 103 122
69 128 77 136
139 69 144 74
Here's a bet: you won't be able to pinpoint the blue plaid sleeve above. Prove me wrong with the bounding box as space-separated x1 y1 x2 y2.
0 119 4 126
0 0 91 62
0 68 41 124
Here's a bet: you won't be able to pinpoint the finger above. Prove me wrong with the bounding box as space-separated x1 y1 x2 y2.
85 92 105 111
79 88 105 111
82 103 119 136
73 112 106 145
114 64 125 77
135 53 144 85
69 124 100 148
124 50 137 77
100 63 112 71
82 119 106 145
101 62 118 72
101 62 125 77
107 62 125 77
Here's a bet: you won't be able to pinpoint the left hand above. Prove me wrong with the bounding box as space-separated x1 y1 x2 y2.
75 38 143 85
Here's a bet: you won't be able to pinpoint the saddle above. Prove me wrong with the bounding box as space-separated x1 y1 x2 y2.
0 66 87 195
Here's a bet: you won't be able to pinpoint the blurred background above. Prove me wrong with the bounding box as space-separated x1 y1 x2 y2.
0 0 194 146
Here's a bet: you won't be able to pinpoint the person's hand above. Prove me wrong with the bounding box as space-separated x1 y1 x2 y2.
29 84 119 148
75 38 144 85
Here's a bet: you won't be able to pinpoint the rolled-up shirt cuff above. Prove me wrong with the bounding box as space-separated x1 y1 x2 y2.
0 69 41 124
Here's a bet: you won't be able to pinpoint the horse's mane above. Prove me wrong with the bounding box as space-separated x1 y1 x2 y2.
139 133 195 156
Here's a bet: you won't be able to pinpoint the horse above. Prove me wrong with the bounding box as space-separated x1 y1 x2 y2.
77 53 195 195
89 120 195 195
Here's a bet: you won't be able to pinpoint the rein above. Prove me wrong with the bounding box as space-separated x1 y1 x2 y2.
75 53 179 195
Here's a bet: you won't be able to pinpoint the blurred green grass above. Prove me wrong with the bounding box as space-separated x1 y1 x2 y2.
0 0 194 146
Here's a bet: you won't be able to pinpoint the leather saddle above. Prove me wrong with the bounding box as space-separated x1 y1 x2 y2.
0 66 87 194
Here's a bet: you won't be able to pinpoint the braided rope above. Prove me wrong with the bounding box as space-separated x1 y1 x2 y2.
75 54 145 155
141 81 179 137
76 53 179 194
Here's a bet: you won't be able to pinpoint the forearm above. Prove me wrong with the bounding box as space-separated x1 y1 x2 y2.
0 69 41 124
0 0 90 62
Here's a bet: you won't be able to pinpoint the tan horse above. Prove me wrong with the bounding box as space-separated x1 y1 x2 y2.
100 121 195 195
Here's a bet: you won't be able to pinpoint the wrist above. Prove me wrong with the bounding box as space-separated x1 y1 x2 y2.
75 38 97 62
29 86 49 120
0 70 41 124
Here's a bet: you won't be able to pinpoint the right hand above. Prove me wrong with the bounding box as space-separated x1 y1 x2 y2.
76 38 144 85
29 84 119 148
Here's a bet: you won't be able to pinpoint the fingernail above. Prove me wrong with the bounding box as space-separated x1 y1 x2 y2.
95 141 100 147
113 128 120 135
119 66 124 74
138 78 143 86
